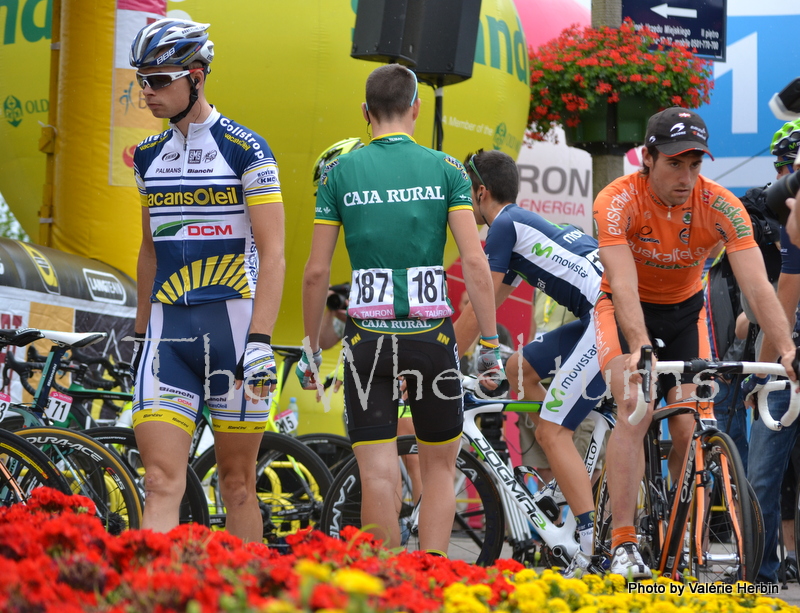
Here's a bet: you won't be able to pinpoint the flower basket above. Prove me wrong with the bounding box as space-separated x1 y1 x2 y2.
527 19 714 150
563 95 660 155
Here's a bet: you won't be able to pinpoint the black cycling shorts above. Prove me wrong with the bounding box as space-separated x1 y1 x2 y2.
341 319 463 446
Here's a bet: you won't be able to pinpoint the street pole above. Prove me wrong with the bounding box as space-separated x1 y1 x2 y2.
590 0 625 203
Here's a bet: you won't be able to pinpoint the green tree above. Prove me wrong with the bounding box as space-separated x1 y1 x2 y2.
0 192 29 241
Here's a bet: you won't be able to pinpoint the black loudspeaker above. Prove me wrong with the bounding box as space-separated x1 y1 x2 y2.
351 0 422 67
412 0 482 86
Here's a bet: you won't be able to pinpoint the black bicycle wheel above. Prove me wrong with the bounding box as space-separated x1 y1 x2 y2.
16 426 143 534
319 435 505 565
296 432 352 476
0 428 71 506
192 431 333 546
594 448 669 569
688 432 759 582
86 426 210 527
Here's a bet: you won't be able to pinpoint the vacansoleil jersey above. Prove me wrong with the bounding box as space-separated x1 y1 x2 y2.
314 133 472 328
133 108 282 305
486 205 603 318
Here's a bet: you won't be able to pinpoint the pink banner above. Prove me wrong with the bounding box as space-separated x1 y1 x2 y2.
117 0 166 13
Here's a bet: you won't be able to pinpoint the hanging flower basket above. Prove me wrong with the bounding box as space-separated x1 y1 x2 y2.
527 19 714 152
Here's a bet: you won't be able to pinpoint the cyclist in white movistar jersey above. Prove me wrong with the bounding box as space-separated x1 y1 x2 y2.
129 19 285 541
453 149 605 577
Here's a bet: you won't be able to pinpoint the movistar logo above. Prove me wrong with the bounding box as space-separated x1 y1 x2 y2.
545 388 565 411
154 219 218 237
531 243 553 258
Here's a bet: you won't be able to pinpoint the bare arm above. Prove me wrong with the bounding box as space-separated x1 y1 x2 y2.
787 194 800 247
449 209 498 343
302 224 340 352
598 244 650 371
249 202 286 336
754 271 800 363
135 207 156 333
728 247 796 379
453 270 513 358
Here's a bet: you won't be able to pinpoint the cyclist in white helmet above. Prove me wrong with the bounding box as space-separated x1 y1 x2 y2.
129 19 285 541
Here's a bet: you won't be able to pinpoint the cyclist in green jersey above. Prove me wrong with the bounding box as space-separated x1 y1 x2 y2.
298 64 504 555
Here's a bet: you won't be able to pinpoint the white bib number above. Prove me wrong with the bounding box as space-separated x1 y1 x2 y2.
348 268 396 319
0 392 9 422
407 266 453 319
274 408 299 435
45 390 72 423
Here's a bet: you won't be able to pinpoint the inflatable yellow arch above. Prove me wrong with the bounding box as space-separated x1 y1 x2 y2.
0 0 530 433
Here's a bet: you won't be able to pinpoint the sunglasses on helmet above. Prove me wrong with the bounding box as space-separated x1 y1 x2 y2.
135 69 201 91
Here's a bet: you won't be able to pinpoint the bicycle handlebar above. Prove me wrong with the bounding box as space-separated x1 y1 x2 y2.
755 380 800 431
630 357 798 427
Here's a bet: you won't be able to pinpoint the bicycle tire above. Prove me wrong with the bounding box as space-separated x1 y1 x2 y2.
86 426 210 527
0 428 72 506
16 426 143 534
688 432 759 582
191 431 333 546
319 435 505 565
594 441 669 569
296 432 352 476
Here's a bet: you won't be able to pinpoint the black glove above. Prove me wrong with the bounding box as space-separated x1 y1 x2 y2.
130 332 145 379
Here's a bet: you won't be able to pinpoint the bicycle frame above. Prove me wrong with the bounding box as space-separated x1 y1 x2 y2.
461 392 613 565
637 358 798 580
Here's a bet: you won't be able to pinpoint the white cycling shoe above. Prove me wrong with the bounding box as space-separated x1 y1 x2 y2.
609 542 653 580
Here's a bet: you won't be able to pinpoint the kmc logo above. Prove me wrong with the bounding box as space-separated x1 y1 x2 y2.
3 95 22 127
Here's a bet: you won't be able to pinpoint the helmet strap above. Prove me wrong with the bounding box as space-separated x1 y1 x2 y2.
169 75 199 124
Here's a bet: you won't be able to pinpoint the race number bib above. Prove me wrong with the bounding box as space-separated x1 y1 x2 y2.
274 408 298 435
407 266 453 320
0 391 9 422
45 390 72 423
348 268 396 319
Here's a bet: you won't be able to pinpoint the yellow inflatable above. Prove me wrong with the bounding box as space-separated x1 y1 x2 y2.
0 0 530 434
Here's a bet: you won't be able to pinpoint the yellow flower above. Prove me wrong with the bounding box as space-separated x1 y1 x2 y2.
547 597 571 613
330 568 384 596
647 601 679 613
514 568 539 583
510 582 547 612
443 583 490 613
295 559 332 582
262 600 302 613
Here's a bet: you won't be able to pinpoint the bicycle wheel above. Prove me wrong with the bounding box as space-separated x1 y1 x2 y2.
594 457 668 569
16 426 143 534
319 435 505 565
296 432 352 476
86 426 210 527
688 432 759 582
0 428 71 506
192 431 333 546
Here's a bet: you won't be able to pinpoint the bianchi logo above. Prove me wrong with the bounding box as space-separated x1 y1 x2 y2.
82 269 127 304
3 95 23 127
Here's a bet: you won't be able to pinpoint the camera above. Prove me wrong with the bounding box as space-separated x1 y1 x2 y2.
770 77 800 121
326 282 350 311
765 172 800 225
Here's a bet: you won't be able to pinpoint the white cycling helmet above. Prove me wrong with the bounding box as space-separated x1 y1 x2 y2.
129 19 214 69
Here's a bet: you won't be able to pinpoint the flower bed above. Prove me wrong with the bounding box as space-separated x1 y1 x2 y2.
0 489 797 612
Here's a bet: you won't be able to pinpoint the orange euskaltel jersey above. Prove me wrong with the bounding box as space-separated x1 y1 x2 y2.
593 172 758 304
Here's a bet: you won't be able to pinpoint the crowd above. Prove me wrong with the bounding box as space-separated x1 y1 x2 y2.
125 16 800 587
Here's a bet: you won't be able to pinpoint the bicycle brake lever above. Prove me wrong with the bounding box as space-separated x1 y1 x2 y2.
629 345 653 426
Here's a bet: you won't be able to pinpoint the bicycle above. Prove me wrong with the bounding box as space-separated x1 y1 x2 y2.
0 427 72 507
319 376 614 566
593 347 796 582
0 327 143 533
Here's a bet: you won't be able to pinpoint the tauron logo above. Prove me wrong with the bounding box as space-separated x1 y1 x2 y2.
3 96 23 127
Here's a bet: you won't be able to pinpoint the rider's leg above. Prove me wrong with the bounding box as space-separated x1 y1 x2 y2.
214 431 265 543
416 436 461 553
353 440 403 548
